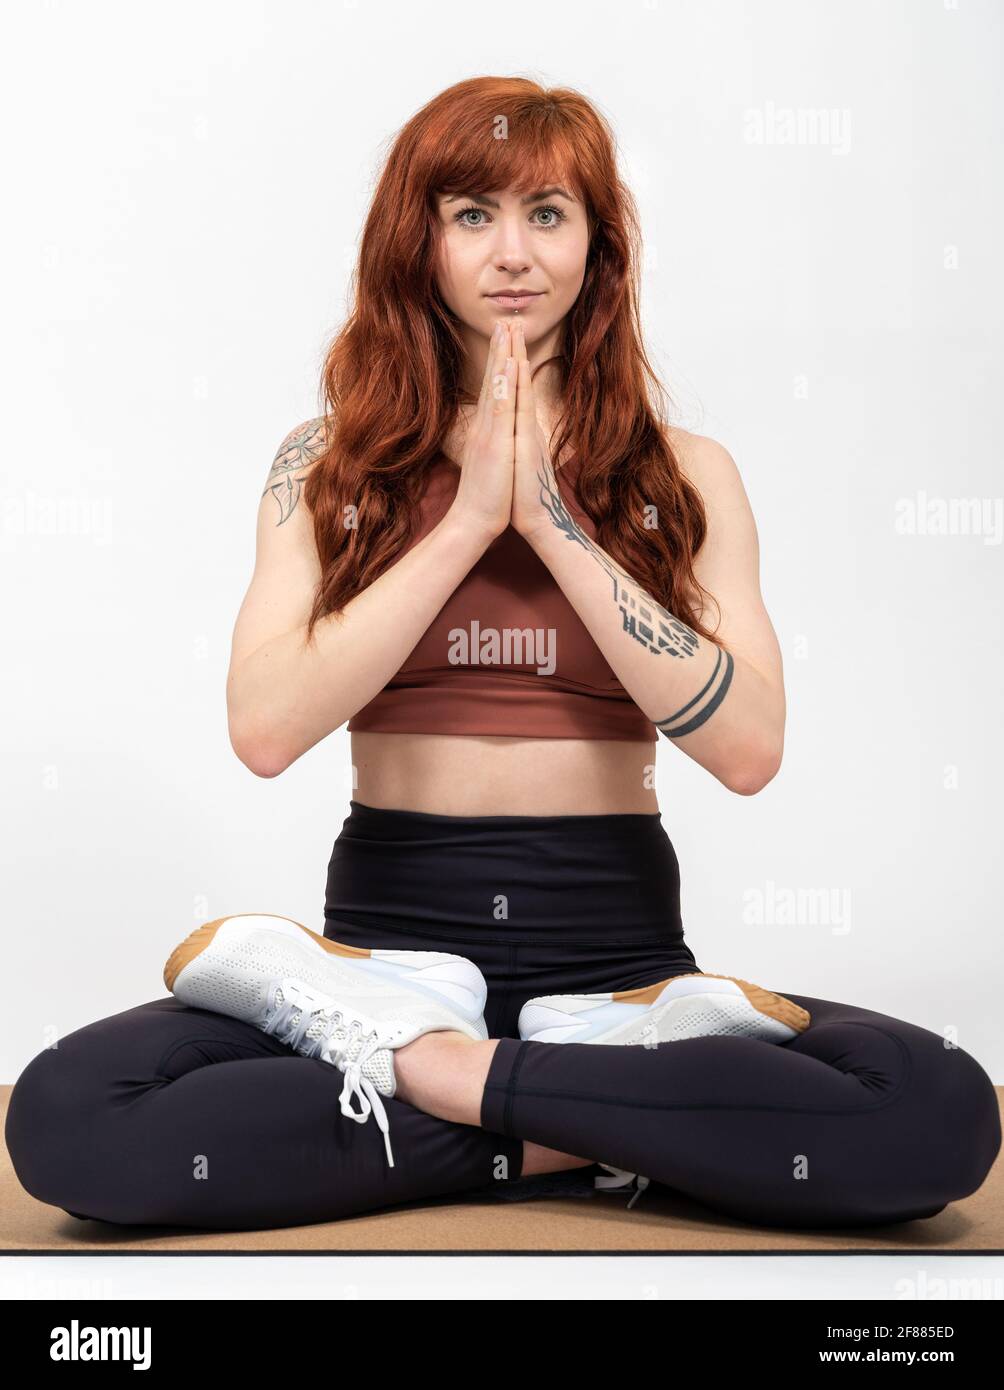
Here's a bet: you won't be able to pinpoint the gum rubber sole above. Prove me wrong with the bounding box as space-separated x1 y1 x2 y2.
162 913 371 993
612 972 811 1033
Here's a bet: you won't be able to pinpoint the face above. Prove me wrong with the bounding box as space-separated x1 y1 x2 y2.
433 182 591 361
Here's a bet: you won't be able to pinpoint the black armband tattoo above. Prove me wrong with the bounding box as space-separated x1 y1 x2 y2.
655 647 734 738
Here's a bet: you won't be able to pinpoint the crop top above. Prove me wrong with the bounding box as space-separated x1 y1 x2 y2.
346 454 659 741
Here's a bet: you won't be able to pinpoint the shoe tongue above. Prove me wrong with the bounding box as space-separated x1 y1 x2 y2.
274 987 395 1094
275 985 361 1046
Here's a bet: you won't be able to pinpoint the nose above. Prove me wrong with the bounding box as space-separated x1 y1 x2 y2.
491 213 534 274
494 249 532 277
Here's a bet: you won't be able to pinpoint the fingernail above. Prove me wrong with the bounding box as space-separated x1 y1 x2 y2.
493 322 503 342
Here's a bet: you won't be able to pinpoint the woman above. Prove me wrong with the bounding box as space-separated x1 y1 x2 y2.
6 77 999 1232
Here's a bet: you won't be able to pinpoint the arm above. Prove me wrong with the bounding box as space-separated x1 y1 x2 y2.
226 418 493 777
524 430 786 795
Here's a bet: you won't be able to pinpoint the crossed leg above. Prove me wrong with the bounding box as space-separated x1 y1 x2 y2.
398 989 1002 1228
6 988 999 1231
4 997 521 1231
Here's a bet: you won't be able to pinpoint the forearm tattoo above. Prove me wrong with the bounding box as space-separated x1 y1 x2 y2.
537 465 734 738
262 418 326 524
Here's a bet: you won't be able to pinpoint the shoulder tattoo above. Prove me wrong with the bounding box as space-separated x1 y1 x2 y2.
262 417 327 525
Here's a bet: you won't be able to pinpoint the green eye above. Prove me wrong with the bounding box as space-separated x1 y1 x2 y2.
533 205 568 228
453 204 568 231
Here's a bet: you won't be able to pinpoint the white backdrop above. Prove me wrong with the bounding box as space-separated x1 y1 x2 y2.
2 0 1001 1087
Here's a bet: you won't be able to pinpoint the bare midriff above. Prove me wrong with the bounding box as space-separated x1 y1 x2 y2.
349 730 659 816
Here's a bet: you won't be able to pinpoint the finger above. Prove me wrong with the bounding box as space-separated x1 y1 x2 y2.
472 321 499 423
486 319 511 411
476 320 511 435
488 323 516 442
511 317 526 359
513 326 536 458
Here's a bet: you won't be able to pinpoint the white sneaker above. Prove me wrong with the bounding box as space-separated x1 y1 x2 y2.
163 913 488 1168
518 972 811 1205
517 972 810 1048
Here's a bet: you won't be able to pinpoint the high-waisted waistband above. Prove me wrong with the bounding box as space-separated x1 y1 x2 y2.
323 799 685 944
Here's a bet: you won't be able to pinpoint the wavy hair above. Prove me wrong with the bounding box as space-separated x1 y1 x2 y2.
301 75 720 646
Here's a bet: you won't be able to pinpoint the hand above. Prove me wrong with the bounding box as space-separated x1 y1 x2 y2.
509 319 560 543
447 319 517 543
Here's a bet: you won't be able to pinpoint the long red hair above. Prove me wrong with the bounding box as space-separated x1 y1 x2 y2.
302 75 720 646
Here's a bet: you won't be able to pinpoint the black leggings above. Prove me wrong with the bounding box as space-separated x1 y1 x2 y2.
6 801 1000 1231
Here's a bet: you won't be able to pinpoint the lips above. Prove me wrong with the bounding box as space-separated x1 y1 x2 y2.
487 291 543 307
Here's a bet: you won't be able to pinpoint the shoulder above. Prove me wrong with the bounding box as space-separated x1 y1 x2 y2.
662 425 763 582
260 415 330 526
663 425 748 509
263 416 329 486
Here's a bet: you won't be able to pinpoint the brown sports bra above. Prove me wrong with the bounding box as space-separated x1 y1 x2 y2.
346 454 658 742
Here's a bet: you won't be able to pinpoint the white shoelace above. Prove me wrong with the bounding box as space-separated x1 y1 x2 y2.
594 1164 650 1209
322 1025 395 1168
264 992 396 1168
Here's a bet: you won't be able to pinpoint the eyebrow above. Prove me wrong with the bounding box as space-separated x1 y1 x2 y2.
441 186 576 208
